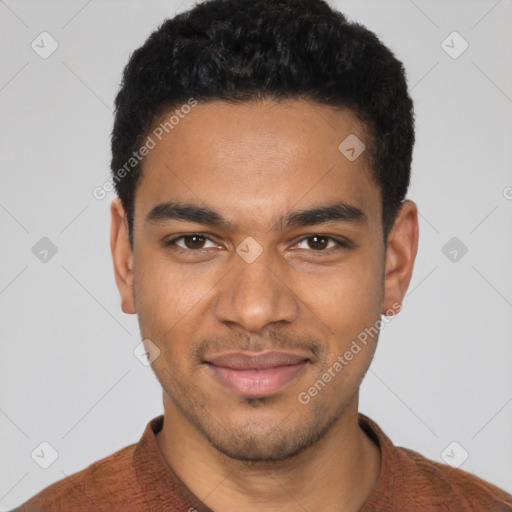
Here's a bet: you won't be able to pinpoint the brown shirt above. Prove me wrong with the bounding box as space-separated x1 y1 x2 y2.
12 413 512 512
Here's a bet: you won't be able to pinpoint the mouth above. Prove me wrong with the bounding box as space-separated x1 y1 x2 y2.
203 351 310 397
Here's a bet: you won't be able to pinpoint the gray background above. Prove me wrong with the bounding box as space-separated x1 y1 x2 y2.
1 0 511 508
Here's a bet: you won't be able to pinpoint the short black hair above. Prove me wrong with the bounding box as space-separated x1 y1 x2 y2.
110 0 415 248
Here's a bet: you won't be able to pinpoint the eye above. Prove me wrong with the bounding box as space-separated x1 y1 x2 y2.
166 234 218 251
295 235 348 251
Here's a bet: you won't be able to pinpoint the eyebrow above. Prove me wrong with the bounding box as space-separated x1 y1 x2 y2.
145 200 367 230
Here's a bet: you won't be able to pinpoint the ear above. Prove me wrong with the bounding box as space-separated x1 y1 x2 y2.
110 198 136 314
382 200 419 316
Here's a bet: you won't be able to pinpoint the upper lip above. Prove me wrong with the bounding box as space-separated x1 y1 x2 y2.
204 351 310 370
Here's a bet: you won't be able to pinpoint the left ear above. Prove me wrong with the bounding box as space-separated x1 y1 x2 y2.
381 200 419 315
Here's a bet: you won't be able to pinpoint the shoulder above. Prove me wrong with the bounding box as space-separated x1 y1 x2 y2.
358 414 512 511
393 445 512 511
11 443 139 512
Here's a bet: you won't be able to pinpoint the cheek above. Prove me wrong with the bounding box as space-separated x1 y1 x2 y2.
133 252 216 341
300 256 383 384
303 256 382 328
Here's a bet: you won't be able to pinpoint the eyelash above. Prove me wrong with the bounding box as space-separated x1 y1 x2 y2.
163 233 350 255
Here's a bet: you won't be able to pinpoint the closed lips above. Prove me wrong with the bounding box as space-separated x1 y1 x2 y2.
205 351 310 370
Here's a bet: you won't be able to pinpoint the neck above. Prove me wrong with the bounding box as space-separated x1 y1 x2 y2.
155 392 382 512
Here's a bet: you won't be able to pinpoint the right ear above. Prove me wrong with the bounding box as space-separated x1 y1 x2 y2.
110 198 136 314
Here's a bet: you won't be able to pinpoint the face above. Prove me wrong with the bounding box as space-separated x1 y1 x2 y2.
111 99 417 462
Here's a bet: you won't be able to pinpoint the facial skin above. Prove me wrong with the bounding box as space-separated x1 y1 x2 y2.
111 99 418 512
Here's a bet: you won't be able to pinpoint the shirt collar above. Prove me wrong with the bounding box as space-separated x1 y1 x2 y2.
133 412 397 511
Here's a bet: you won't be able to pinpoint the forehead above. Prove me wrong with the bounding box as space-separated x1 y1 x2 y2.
135 99 381 230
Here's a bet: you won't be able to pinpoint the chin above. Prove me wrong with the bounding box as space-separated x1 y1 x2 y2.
198 410 336 463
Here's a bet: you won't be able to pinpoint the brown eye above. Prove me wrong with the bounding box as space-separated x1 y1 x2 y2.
165 234 217 251
296 235 340 251
306 235 329 250
182 235 207 249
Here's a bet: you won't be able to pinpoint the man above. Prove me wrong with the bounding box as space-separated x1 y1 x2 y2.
13 0 512 510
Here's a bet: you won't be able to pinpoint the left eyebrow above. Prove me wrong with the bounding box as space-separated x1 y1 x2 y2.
273 201 368 231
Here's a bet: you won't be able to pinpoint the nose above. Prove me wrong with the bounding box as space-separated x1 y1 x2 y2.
212 247 300 333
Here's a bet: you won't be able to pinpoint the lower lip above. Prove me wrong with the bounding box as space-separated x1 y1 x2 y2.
207 362 308 397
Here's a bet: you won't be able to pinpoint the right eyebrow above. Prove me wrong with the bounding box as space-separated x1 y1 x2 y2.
145 201 235 230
